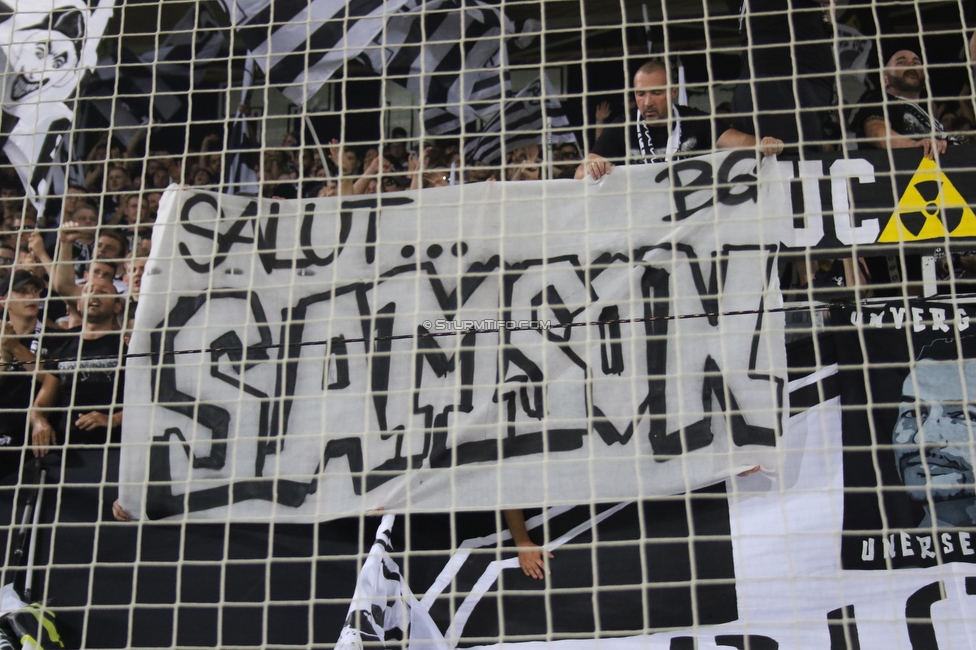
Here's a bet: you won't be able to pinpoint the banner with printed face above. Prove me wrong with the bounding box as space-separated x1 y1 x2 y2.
336 330 976 650
0 0 114 210
119 150 790 521
834 300 976 571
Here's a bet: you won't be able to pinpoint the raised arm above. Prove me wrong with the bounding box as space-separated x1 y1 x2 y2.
862 118 946 158
52 223 83 300
503 509 554 580
716 128 784 155
27 231 53 280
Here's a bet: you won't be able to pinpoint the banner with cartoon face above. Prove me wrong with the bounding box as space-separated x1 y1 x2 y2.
0 0 114 209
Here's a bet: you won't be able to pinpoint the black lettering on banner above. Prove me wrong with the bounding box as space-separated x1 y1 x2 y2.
148 291 273 472
341 196 415 264
145 426 364 520
269 281 370 463
905 581 946 649
146 290 369 518
257 200 359 273
715 636 778 650
149 188 787 514
659 150 758 222
323 336 351 390
670 636 778 650
597 305 624 375
416 328 475 471
178 194 258 273
420 255 499 320
366 255 502 478
209 329 272 475
179 196 360 275
493 256 590 454
827 605 861 650
638 244 780 461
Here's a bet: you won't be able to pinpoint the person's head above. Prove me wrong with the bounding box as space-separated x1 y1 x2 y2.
79 278 122 327
2 196 23 222
123 254 147 298
106 166 130 193
388 127 408 159
71 202 98 243
884 50 925 100
96 229 127 262
633 60 676 126
554 142 580 162
0 241 15 282
341 149 361 176
11 203 36 231
122 194 149 226
262 150 289 182
0 270 43 323
62 185 86 218
152 167 170 188
893 341 976 523
83 259 117 285
6 9 85 104
145 191 162 220
193 168 214 187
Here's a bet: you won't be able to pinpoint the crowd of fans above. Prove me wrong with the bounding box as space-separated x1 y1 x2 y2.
0 25 974 530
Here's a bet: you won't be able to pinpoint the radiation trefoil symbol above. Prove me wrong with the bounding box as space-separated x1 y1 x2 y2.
878 157 976 242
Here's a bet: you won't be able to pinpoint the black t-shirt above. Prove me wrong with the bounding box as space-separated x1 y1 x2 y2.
0 323 47 441
44 328 126 445
591 106 723 164
851 90 963 147
39 288 68 326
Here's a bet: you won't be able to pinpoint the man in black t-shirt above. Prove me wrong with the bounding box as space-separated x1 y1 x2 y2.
0 271 47 477
576 60 783 180
30 278 125 454
851 49 963 157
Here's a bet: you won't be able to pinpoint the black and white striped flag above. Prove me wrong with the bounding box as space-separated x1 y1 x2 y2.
463 75 578 165
85 5 223 144
360 0 519 135
224 57 260 195
222 0 414 106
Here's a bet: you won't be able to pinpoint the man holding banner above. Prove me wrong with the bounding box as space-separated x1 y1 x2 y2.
575 60 783 180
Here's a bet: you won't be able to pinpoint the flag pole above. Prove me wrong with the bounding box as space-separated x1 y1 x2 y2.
641 4 653 55
305 115 331 181
545 116 553 180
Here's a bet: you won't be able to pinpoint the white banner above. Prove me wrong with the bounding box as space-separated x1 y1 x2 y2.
120 150 790 521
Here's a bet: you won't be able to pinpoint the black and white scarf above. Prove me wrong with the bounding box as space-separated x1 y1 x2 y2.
635 106 682 164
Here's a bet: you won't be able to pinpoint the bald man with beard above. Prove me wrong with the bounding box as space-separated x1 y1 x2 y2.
30 278 125 456
852 49 963 158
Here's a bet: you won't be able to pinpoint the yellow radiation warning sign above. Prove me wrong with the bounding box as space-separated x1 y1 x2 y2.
877 157 976 242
